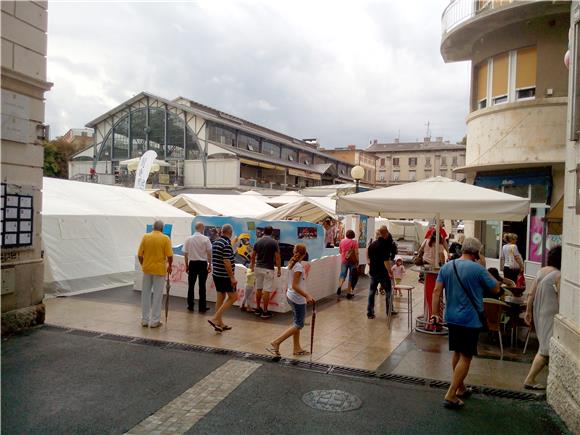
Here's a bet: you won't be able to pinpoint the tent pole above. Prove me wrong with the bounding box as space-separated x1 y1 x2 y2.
435 213 441 269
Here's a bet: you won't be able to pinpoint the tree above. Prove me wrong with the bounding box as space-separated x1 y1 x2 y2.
43 139 77 178
459 135 467 145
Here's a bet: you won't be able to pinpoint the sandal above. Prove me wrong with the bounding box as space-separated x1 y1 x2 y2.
266 345 281 357
443 399 464 410
524 384 546 391
456 387 474 398
207 320 223 333
221 325 232 331
293 349 311 356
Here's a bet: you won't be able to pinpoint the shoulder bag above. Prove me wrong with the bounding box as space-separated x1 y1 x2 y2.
452 260 488 331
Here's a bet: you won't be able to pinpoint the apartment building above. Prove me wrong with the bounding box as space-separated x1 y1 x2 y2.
1 1 52 332
319 145 378 185
366 137 466 185
442 1 576 429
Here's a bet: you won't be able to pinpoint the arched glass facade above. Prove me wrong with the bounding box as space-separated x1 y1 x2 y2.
97 108 202 161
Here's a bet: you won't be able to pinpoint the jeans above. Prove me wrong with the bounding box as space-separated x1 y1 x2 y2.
188 260 208 310
288 299 306 329
368 274 392 316
142 274 165 324
339 262 357 285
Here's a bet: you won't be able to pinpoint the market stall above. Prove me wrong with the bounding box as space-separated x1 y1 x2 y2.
257 197 337 222
166 193 274 217
337 176 530 333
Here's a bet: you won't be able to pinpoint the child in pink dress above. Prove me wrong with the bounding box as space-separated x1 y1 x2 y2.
391 257 406 296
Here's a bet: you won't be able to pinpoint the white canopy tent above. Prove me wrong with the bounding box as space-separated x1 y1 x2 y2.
265 191 303 206
258 197 337 222
375 218 429 245
42 178 194 296
336 177 530 221
166 194 274 217
240 190 264 197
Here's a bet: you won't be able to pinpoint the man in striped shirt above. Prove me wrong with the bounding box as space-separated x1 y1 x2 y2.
208 224 238 332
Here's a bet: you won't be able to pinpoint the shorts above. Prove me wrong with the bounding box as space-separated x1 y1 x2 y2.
288 299 306 329
254 267 274 291
213 276 235 293
339 262 357 283
447 324 480 356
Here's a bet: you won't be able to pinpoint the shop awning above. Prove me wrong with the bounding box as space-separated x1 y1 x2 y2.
547 196 563 221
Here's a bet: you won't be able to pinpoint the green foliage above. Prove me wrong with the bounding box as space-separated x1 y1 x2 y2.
43 139 76 178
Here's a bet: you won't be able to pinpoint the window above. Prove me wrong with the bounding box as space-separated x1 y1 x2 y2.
392 170 400 181
476 61 488 110
380 158 385 167
441 156 447 166
262 141 281 158
452 156 458 166
148 108 165 159
238 133 260 152
338 163 347 175
281 146 297 162
409 157 417 167
516 47 536 100
492 52 509 105
207 122 236 146
314 156 326 165
112 116 129 160
299 152 312 165
130 108 147 158
393 157 400 166
379 171 385 181
409 170 416 181
425 157 431 167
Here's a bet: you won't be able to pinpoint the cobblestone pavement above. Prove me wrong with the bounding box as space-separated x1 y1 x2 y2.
126 360 260 434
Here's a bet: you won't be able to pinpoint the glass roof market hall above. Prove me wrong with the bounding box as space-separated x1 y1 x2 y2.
70 92 354 190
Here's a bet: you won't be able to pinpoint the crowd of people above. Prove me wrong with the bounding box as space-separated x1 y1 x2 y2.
138 219 562 410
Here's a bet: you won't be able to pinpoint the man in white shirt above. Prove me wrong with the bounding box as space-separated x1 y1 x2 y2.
183 222 212 313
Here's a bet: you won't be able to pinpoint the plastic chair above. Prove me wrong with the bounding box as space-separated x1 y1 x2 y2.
483 298 510 360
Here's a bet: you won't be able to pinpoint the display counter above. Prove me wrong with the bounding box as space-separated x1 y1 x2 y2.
134 254 342 313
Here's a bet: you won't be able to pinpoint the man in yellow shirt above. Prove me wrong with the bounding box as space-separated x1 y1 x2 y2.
138 220 173 328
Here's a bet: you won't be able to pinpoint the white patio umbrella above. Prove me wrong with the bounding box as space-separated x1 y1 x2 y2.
337 177 530 264
119 157 170 173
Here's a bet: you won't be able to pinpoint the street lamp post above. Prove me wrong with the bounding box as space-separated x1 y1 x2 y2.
351 165 365 193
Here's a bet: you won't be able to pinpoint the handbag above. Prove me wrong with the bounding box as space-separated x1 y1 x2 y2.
452 260 488 332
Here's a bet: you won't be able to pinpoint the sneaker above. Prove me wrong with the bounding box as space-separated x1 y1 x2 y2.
150 321 163 328
391 310 398 315
260 311 273 319
199 307 209 313
253 308 264 316
346 293 353 300
336 287 342 295
367 314 375 319
141 321 149 327
187 306 194 312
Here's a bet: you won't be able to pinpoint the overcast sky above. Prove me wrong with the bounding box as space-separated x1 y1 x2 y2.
46 1 470 147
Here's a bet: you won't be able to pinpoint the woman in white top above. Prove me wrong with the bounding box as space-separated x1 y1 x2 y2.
500 233 524 282
267 244 315 357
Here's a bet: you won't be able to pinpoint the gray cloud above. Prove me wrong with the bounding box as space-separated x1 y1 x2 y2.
46 1 470 147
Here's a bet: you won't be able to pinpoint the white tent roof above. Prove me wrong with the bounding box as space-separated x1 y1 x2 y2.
258 197 337 222
336 177 530 221
266 191 304 206
42 178 194 295
240 190 264 197
166 194 274 217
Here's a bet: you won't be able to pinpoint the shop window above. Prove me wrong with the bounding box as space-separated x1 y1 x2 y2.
531 184 549 204
503 184 529 198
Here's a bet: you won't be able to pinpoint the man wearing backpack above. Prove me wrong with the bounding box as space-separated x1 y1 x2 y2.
337 230 359 299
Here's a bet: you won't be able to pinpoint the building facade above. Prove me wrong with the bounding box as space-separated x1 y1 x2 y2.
70 93 354 190
442 0 569 270
549 3 580 431
1 1 52 332
61 127 94 150
366 137 466 185
319 145 378 185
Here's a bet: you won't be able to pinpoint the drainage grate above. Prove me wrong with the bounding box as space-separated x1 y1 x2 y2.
41 325 71 333
379 373 427 386
330 366 377 378
97 333 135 343
281 359 331 373
427 379 451 390
131 338 167 347
67 329 103 338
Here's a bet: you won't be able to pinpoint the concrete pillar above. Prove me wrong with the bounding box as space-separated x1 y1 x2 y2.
1 1 52 334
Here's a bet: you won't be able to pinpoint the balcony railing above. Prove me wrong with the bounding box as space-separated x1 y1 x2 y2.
441 0 518 36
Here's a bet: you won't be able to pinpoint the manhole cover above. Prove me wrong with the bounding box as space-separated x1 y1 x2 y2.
302 389 362 412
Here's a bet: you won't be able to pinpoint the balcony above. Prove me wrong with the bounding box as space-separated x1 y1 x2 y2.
441 0 569 62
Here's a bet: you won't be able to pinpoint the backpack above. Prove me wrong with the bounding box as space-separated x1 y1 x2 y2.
345 245 357 264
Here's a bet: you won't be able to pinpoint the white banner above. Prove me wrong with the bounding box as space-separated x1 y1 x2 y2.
134 150 157 190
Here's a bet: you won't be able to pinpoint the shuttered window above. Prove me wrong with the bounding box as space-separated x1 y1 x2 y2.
516 47 537 89
492 53 509 97
476 61 488 102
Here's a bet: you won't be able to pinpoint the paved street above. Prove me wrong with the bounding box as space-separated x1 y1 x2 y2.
2 327 568 435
